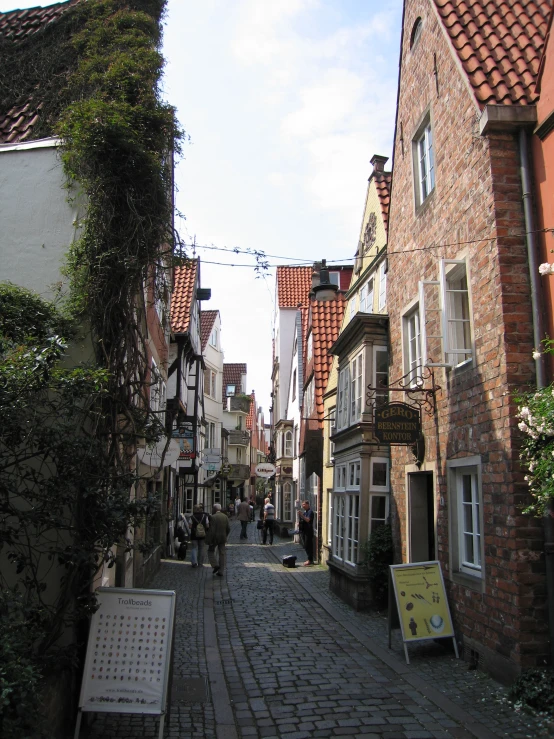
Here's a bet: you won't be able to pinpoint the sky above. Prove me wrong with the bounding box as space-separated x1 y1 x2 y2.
2 0 403 412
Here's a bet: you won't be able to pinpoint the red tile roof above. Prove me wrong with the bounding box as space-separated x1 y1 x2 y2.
0 0 79 144
374 171 392 234
433 0 551 107
310 294 348 423
171 260 198 334
222 363 247 402
200 310 218 351
276 266 313 308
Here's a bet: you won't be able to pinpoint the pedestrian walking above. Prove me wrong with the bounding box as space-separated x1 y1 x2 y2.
262 496 275 545
207 503 230 577
234 493 241 517
298 500 314 565
189 503 210 567
174 514 190 560
237 498 251 540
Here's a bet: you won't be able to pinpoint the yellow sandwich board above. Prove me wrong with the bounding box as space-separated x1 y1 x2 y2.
388 561 459 664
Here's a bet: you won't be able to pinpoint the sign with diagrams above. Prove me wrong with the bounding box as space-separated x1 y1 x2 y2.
74 588 176 739
388 561 458 664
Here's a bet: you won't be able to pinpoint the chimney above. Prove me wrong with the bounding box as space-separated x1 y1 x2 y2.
311 261 322 289
370 154 388 174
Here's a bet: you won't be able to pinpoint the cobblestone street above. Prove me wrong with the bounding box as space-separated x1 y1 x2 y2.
85 520 553 739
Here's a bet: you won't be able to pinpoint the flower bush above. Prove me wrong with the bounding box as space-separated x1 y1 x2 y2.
516 339 554 515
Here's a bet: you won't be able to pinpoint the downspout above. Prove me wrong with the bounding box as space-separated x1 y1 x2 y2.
519 127 554 664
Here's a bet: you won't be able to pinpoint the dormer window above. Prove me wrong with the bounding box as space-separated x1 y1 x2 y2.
226 384 236 396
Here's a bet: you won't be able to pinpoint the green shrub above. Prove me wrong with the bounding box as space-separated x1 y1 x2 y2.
360 524 394 605
509 668 554 715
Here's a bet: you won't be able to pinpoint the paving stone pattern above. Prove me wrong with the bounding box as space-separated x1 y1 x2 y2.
84 520 553 739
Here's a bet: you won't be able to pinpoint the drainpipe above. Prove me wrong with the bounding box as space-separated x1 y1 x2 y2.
519 127 554 664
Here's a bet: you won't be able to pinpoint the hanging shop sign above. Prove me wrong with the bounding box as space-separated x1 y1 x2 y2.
171 424 195 460
137 439 180 468
74 587 176 739
255 462 276 478
374 402 421 445
388 561 458 665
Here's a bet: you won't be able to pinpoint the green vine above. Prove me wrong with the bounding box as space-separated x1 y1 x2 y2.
0 0 184 731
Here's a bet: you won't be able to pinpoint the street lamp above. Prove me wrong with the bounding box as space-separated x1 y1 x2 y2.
310 259 338 301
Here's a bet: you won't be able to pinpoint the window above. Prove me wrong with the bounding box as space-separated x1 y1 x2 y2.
283 482 293 521
284 430 293 457
410 17 423 49
328 408 336 462
337 366 350 430
360 277 374 313
214 480 221 504
327 489 333 546
372 346 388 411
447 457 484 588
329 271 340 286
150 359 166 424
237 447 242 464
332 493 360 565
419 259 473 369
347 460 361 489
378 261 387 311
226 384 236 396
414 118 435 206
334 464 347 490
209 327 218 347
404 306 422 384
443 261 472 367
307 332 313 362
349 295 357 321
292 369 296 401
154 264 169 325
350 352 363 423
369 494 388 533
299 458 305 496
304 379 314 417
208 422 217 449
370 457 389 491
204 368 217 398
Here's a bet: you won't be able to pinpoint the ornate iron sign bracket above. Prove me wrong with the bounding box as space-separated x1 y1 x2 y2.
366 366 441 417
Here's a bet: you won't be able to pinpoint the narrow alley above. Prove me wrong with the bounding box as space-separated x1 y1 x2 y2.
82 520 551 739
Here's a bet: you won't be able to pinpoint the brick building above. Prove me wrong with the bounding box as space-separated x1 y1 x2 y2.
386 0 551 680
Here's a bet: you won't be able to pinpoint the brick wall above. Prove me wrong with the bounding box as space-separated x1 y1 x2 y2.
386 0 547 674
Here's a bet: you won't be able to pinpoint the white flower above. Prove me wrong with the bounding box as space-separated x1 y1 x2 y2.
520 406 530 419
539 263 554 275
533 350 542 360
519 421 529 433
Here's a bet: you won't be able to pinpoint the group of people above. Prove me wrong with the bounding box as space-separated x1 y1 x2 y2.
174 497 315 573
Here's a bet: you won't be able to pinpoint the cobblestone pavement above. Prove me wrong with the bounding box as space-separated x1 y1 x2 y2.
84 519 554 739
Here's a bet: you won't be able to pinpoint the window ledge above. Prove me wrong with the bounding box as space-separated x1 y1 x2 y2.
451 569 485 593
415 187 436 216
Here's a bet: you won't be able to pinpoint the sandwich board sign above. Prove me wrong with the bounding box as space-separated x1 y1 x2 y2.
388 561 458 664
74 587 176 739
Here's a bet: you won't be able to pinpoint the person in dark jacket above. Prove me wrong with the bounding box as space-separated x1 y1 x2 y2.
207 503 230 576
188 503 210 567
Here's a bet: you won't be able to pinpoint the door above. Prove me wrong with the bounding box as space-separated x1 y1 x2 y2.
408 472 435 562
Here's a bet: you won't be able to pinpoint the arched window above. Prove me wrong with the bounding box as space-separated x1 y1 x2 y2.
285 430 293 457
410 17 422 49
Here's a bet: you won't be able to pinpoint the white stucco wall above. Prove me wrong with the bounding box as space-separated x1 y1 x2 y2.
0 140 83 302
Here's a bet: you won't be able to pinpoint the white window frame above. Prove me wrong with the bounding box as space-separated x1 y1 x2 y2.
349 352 363 424
447 456 484 589
283 482 293 522
226 384 236 396
284 430 293 457
329 271 340 286
299 458 306 496
419 258 473 369
209 327 218 348
332 493 360 565
370 457 389 492
360 277 374 313
328 407 336 463
415 119 435 206
304 379 314 418
347 460 361 489
378 261 387 311
372 345 388 412
369 493 389 534
327 489 333 546
337 366 350 430
349 294 357 321
334 464 347 491
306 332 312 362
403 305 422 384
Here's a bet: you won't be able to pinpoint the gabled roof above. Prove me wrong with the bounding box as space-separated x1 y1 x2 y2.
433 0 551 107
276 266 313 308
0 0 79 144
374 171 392 234
200 310 218 351
222 363 247 402
171 260 198 334
310 294 348 422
